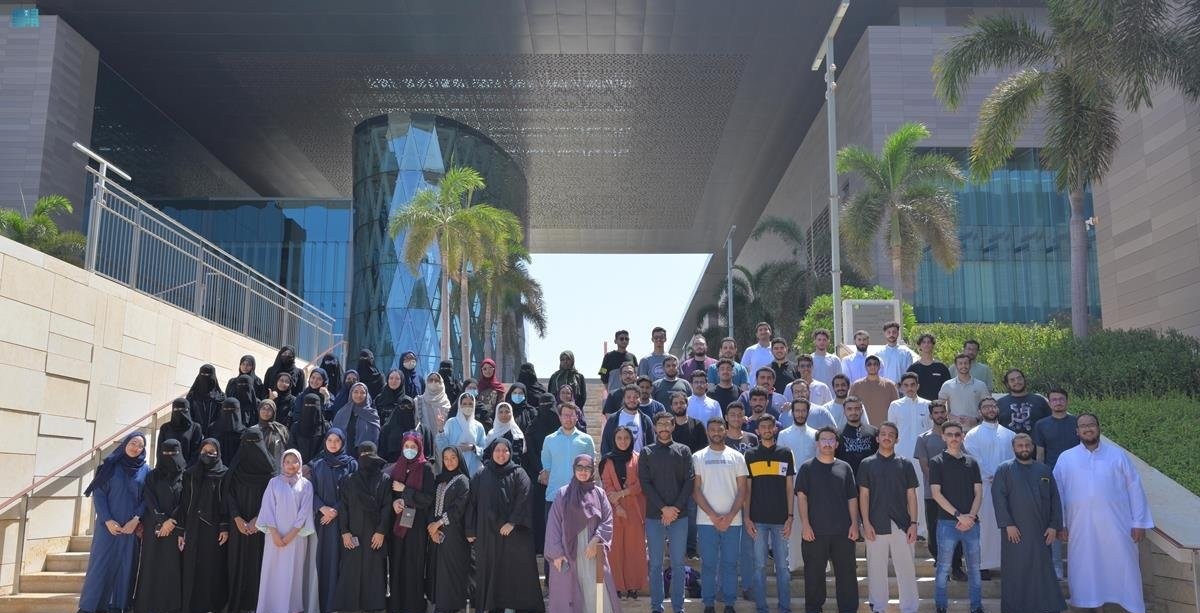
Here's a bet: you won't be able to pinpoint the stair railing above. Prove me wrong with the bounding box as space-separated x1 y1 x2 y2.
0 340 344 594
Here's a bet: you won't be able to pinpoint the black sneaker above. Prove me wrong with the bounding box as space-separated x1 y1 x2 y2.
970 608 985 613
980 569 993 581
936 608 947 613
704 607 717 613
724 605 737 613
952 568 967 582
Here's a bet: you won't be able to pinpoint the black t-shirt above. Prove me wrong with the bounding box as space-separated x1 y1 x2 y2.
928 451 982 521
672 417 708 453
857 452 919 533
599 351 637 385
708 385 739 414
745 444 795 524
836 423 879 474
997 393 1051 435
795 457 857 536
907 361 952 401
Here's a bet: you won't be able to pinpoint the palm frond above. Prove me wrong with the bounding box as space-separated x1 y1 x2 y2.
751 216 807 258
970 69 1048 180
933 13 1055 109
836 145 889 191
839 186 887 277
32 195 72 219
1042 71 1121 191
904 185 962 271
881 122 932 186
1059 0 1174 109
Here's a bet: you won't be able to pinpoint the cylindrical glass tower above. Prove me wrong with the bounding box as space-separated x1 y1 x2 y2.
349 112 527 375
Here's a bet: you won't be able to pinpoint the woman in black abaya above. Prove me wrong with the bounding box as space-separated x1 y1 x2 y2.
467 437 544 613
209 397 245 465
159 397 203 464
223 429 278 612
289 393 330 463
388 433 436 613
187 364 225 433
320 353 344 396
264 345 303 394
428 445 473 613
356 349 385 399
134 439 186 613
333 441 392 613
180 438 229 613
223 374 260 427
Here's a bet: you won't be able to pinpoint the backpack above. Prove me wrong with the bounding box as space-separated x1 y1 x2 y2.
663 565 702 599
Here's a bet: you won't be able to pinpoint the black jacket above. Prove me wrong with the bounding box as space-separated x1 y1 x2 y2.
599 411 654 456
638 441 695 518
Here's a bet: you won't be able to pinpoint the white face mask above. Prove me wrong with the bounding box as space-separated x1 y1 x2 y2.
428 382 443 394
461 403 475 419
402 448 419 460
404 360 417 370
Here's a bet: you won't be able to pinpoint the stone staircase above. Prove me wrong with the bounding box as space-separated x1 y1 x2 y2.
0 381 1053 613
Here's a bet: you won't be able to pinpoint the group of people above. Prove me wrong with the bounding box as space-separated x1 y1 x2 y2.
75 323 1155 613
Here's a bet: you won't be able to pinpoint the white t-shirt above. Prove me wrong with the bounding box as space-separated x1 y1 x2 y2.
811 352 843 388
687 395 722 424
692 446 748 526
784 379 834 406
616 410 645 453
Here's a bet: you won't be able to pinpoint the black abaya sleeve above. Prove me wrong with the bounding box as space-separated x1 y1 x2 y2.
465 473 481 539
374 477 394 536
505 470 532 529
224 477 243 521
401 465 437 510
337 490 352 536
442 478 470 528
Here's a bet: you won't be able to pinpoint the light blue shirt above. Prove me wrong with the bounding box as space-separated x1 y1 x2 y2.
436 417 487 476
541 427 596 502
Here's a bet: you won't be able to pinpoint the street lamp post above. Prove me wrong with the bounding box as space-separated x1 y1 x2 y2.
812 0 850 349
725 224 736 338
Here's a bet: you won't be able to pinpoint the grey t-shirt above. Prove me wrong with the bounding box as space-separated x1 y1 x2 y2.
913 428 947 498
639 353 669 381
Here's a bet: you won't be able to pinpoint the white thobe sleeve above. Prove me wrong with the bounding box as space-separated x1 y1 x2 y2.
1120 453 1154 529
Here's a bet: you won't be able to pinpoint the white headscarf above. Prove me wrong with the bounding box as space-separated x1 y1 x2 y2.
484 402 525 449
419 373 451 427
455 392 477 445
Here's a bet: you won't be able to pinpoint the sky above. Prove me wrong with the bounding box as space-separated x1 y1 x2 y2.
524 253 712 377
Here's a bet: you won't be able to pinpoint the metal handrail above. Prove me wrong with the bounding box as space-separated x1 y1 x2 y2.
1 339 345 593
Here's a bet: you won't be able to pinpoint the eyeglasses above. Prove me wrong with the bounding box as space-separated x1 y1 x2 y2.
574 465 594 473
817 439 837 446
943 432 963 438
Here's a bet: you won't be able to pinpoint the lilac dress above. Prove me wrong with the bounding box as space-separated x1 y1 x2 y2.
545 483 623 613
255 472 319 613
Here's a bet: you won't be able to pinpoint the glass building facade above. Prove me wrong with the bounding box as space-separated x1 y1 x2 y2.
912 148 1102 323
350 113 528 375
153 198 353 339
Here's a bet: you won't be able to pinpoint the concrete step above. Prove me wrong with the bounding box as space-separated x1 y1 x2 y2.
0 592 78 613
734 576 1031 599
67 536 91 553
608 596 1002 613
42 552 89 573
16 572 84 594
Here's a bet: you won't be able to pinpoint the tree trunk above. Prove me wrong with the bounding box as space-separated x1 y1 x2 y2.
482 289 495 364
889 208 905 303
1068 187 1090 338
494 309 507 381
438 248 452 363
458 267 472 380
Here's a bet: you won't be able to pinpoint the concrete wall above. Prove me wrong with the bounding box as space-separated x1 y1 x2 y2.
0 15 98 231
1091 87 1200 338
0 235 294 592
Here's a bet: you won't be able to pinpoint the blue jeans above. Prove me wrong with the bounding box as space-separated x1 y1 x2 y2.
753 523 791 613
698 524 742 607
740 524 756 592
935 519 982 609
687 497 699 554
647 516 688 612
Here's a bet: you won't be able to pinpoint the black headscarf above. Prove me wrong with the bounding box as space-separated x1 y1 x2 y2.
517 362 547 396
318 428 355 470
169 397 194 430
603 425 636 486
85 432 147 496
189 438 228 479
440 446 470 483
486 437 519 475
355 441 385 476
397 351 424 397
227 428 278 489
320 353 344 395
438 360 463 401
227 374 260 426
210 396 247 439
296 393 329 438
356 349 384 398
375 370 409 424
190 364 221 397
155 438 187 477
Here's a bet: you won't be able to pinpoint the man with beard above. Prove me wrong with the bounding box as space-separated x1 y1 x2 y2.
849 355 899 427
707 337 750 391
996 368 1050 435
938 353 989 429
681 334 717 380
778 398 819 574
992 434 1067 613
667 391 707 561
915 401 964 580
601 384 654 455
835 397 878 474
602 362 639 415
640 411 695 613
706 358 740 415
744 414 794 613
964 397 1015 578
809 328 842 388
825 373 869 429
841 329 872 382
692 417 749 613
858 422 920 613
872 321 919 383
930 421 984 613
652 355 694 407
768 337 794 394
639 326 671 381
796 426 861 613
1054 414 1153 613
740 322 775 376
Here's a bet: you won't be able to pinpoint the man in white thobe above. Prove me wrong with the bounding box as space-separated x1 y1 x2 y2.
963 397 1014 571
778 399 819 572
872 321 919 383
888 373 931 537
841 330 872 382
1054 413 1153 613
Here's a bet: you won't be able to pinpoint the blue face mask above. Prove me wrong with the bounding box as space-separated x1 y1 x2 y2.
511 394 525 404
402 448 419 460
466 388 478 398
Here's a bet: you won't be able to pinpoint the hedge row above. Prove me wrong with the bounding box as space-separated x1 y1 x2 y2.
1083 394 1200 495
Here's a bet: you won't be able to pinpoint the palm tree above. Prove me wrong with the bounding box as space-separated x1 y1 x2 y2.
482 249 547 378
388 166 522 377
836 122 965 302
932 2 1191 337
0 195 88 266
695 261 806 350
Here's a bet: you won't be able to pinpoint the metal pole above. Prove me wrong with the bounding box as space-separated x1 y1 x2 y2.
825 36 844 349
725 225 736 338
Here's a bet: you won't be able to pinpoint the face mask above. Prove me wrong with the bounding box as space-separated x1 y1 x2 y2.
466 389 478 398
404 361 417 370
200 453 218 466
429 383 443 393
511 394 525 404
402 448 419 460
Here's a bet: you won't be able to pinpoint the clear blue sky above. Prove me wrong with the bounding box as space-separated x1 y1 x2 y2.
524 253 712 377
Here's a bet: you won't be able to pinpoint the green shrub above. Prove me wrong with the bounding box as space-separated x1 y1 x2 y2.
917 322 1072 390
1081 394 1200 495
793 286 917 353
